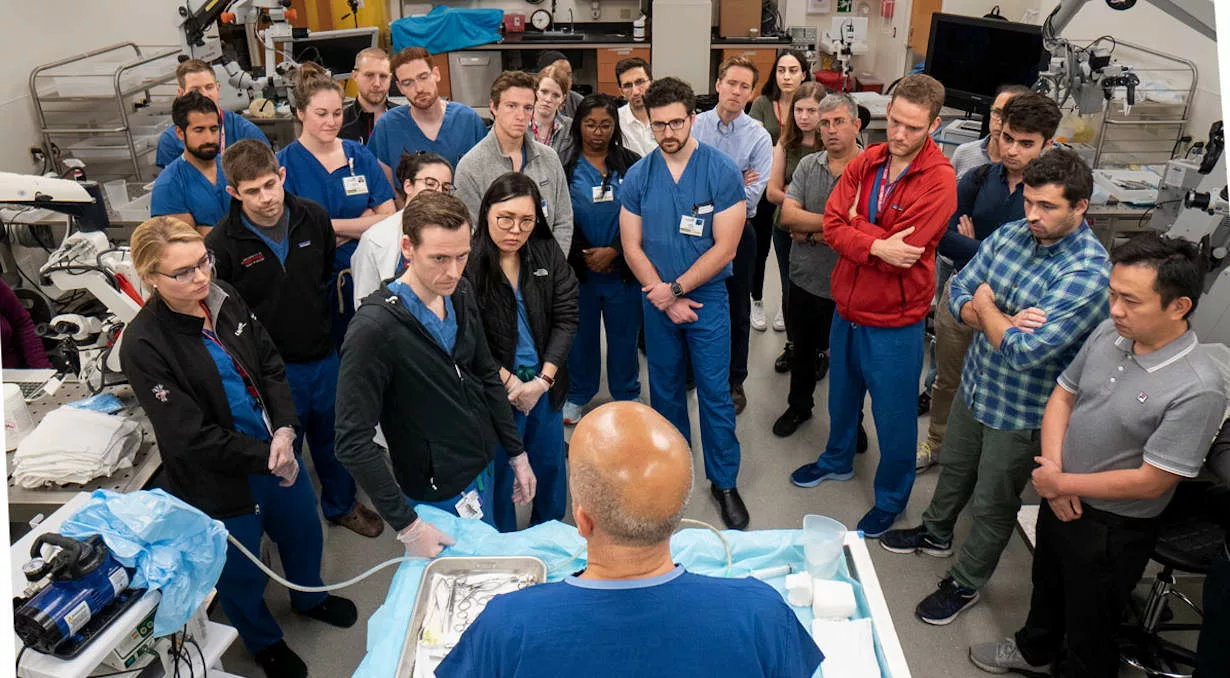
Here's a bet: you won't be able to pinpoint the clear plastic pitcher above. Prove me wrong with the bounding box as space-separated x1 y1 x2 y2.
803 514 847 579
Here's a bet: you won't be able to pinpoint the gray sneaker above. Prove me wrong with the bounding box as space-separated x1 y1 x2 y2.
968 638 1051 676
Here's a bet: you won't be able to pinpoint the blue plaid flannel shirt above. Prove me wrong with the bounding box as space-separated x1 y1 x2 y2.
949 218 1110 430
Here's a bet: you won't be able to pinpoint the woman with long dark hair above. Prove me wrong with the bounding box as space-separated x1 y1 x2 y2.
465 173 578 532
558 94 643 426
748 49 812 336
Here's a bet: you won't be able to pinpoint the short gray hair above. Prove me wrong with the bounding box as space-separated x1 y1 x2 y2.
818 93 858 122
571 454 694 547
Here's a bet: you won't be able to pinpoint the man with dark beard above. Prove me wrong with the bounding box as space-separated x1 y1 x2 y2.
367 47 487 189
151 92 232 235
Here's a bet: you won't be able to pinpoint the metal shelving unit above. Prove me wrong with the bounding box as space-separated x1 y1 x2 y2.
29 43 182 183
1091 40 1197 168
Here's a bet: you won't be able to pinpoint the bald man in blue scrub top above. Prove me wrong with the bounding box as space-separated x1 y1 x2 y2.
620 78 749 530
151 92 231 234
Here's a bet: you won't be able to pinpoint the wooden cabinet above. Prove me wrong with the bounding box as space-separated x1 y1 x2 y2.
720 48 778 94
908 0 944 56
595 47 650 96
435 51 452 100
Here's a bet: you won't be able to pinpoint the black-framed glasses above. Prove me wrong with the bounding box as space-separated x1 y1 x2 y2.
649 118 688 133
415 177 456 194
494 215 537 232
582 121 615 133
157 251 215 284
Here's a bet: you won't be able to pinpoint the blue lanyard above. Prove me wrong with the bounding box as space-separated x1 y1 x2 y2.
867 160 910 225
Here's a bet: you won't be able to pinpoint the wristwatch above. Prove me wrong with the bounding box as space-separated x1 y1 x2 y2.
669 281 684 298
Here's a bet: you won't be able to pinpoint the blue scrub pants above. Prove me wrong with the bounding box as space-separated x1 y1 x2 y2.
217 465 327 655
644 286 741 489
492 392 567 532
567 273 642 404
817 311 925 514
415 463 496 528
283 353 356 521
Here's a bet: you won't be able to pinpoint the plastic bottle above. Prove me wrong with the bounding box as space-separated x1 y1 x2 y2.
633 14 646 41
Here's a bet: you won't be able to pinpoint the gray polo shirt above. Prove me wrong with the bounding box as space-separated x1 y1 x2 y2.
1057 318 1226 518
785 151 841 299
951 136 991 179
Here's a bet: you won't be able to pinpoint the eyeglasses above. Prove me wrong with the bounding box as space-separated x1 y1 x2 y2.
415 177 456 194
397 71 434 90
582 121 615 133
619 78 651 91
157 252 215 284
494 215 537 232
649 118 688 133
818 117 850 130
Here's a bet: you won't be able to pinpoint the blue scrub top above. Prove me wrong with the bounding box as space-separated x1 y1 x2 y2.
513 287 539 370
156 111 269 169
569 157 624 250
202 329 270 441
366 102 488 170
150 156 231 228
620 142 744 293
277 139 395 221
435 567 824 678
388 279 457 354
241 213 290 266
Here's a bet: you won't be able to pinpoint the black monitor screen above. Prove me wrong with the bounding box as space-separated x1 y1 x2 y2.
924 13 1046 112
291 33 377 80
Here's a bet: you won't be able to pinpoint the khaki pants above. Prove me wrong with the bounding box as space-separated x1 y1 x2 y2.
924 278 976 451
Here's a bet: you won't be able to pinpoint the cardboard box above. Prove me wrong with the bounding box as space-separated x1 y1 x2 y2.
719 0 760 38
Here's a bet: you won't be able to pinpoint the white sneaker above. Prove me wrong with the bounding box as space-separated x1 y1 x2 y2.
562 401 584 425
751 300 767 331
772 309 786 332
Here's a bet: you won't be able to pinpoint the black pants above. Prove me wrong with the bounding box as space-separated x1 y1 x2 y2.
1015 502 1159 677
726 221 756 385
786 281 836 413
1197 541 1230 677
750 196 775 302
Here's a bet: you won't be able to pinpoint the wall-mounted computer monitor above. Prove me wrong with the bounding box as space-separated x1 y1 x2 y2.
290 27 381 81
924 13 1047 114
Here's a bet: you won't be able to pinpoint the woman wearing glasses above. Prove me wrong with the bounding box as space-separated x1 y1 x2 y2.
121 217 354 678
747 49 813 337
531 63 574 156
276 63 396 347
350 151 454 303
558 95 642 426
465 173 578 532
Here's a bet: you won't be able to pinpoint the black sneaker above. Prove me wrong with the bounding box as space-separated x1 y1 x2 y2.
254 640 307 678
772 408 811 437
295 594 357 628
916 576 980 626
774 342 793 373
918 391 932 417
814 352 830 381
880 525 953 557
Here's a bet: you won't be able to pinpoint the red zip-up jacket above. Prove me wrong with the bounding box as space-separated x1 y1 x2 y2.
823 137 957 327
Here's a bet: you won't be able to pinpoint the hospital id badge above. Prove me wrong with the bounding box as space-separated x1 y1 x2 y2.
591 185 614 202
342 174 369 196
679 215 704 237
456 490 483 520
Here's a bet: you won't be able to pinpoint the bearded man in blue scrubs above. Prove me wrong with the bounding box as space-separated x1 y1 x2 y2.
155 59 268 169
150 92 232 234
619 77 749 530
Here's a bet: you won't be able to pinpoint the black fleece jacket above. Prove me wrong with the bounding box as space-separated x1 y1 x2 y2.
206 194 336 363
120 282 299 519
334 277 525 531
465 237 579 411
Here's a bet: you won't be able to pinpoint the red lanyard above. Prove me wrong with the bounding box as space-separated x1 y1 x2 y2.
876 161 910 218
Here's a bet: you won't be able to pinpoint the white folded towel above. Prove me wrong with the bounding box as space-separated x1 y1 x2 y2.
812 618 879 678
13 407 140 488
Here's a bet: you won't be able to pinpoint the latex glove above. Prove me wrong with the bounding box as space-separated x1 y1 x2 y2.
269 427 298 487
509 377 548 415
504 372 525 396
509 453 537 505
397 518 456 558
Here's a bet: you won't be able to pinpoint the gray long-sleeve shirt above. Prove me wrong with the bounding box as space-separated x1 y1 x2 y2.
454 130 573 255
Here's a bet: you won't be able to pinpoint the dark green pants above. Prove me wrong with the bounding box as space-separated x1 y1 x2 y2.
922 397 1040 590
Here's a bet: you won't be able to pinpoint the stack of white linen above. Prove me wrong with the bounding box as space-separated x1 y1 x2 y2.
12 407 141 488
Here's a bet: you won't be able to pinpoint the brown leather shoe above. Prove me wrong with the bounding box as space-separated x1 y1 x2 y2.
330 503 385 538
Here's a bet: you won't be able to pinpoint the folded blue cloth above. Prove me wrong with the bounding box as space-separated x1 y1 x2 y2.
66 393 125 414
60 489 228 637
391 6 504 54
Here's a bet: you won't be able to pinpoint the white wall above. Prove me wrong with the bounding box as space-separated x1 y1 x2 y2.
941 0 1035 21
780 0 908 87
0 1 181 173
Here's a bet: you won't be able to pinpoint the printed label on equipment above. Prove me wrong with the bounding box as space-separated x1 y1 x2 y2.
109 567 129 595
65 600 92 636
